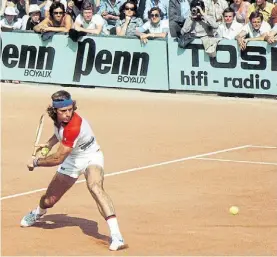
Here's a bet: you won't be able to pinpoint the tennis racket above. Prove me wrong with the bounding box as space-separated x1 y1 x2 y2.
32 114 45 158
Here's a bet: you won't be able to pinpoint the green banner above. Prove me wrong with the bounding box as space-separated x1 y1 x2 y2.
1 32 169 91
168 38 277 96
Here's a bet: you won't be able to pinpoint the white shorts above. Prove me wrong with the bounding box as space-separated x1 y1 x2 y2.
57 150 104 178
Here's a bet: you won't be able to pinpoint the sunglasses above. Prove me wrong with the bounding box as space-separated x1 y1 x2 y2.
150 13 160 18
53 11 64 15
125 7 135 11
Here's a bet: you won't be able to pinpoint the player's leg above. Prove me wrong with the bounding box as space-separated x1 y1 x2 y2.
20 172 77 227
84 165 126 251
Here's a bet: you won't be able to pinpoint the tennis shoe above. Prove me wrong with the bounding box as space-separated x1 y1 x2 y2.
109 234 126 251
20 209 47 227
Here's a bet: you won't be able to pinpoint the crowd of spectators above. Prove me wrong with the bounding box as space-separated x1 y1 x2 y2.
0 0 276 49
0 0 169 42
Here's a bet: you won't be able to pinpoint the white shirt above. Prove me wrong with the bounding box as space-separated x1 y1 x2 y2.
139 19 169 33
75 13 104 30
216 21 243 40
204 0 229 22
0 18 22 29
241 21 271 38
54 113 100 159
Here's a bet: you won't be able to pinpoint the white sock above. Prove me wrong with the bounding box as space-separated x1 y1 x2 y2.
106 216 121 236
35 206 47 215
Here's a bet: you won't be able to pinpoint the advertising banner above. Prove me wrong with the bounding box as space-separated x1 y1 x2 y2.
168 38 277 96
1 32 169 91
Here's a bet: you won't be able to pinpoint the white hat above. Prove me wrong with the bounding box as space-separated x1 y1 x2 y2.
4 6 18 16
29 4 41 14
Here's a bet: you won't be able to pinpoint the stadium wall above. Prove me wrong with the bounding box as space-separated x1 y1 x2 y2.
1 31 276 96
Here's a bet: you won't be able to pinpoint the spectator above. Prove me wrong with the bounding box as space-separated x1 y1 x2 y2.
246 0 274 23
169 0 191 37
230 0 250 23
1 0 31 18
33 2 72 33
44 0 67 17
116 0 143 36
204 0 229 24
98 0 123 34
181 0 220 56
137 0 146 19
74 1 106 34
21 4 42 29
236 11 271 50
216 7 243 39
0 5 22 83
270 4 277 25
67 0 95 21
143 0 168 21
136 6 169 43
0 6 22 30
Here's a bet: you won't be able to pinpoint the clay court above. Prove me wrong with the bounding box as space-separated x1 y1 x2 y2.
1 83 277 256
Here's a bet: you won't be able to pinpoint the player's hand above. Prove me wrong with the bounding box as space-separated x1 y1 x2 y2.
27 158 35 171
34 144 50 158
34 144 48 152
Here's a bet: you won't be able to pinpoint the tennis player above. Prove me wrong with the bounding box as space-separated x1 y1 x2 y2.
20 90 126 251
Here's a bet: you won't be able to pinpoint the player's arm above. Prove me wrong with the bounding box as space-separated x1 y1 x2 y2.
35 142 73 167
46 134 59 149
38 134 59 149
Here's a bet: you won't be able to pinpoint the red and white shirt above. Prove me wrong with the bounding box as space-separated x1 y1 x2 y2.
54 113 100 158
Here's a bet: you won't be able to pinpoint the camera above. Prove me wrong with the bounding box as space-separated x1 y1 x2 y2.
190 0 205 16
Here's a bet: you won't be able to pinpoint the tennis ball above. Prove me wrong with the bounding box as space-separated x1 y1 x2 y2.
41 147 50 156
229 206 239 215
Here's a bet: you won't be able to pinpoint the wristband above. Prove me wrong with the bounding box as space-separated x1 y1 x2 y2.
33 158 40 167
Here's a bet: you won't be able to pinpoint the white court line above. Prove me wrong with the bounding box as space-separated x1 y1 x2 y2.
196 157 277 166
249 145 277 149
0 144 250 201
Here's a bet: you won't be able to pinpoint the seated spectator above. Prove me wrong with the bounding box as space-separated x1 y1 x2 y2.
216 7 243 39
136 7 169 43
0 5 22 83
204 0 229 24
236 11 271 50
246 0 274 23
270 4 277 25
230 0 250 23
264 25 277 42
143 0 168 21
116 0 143 36
98 0 122 34
67 0 95 21
0 6 22 30
169 0 191 38
21 4 42 29
33 2 72 33
44 0 67 17
74 1 106 34
181 0 219 57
